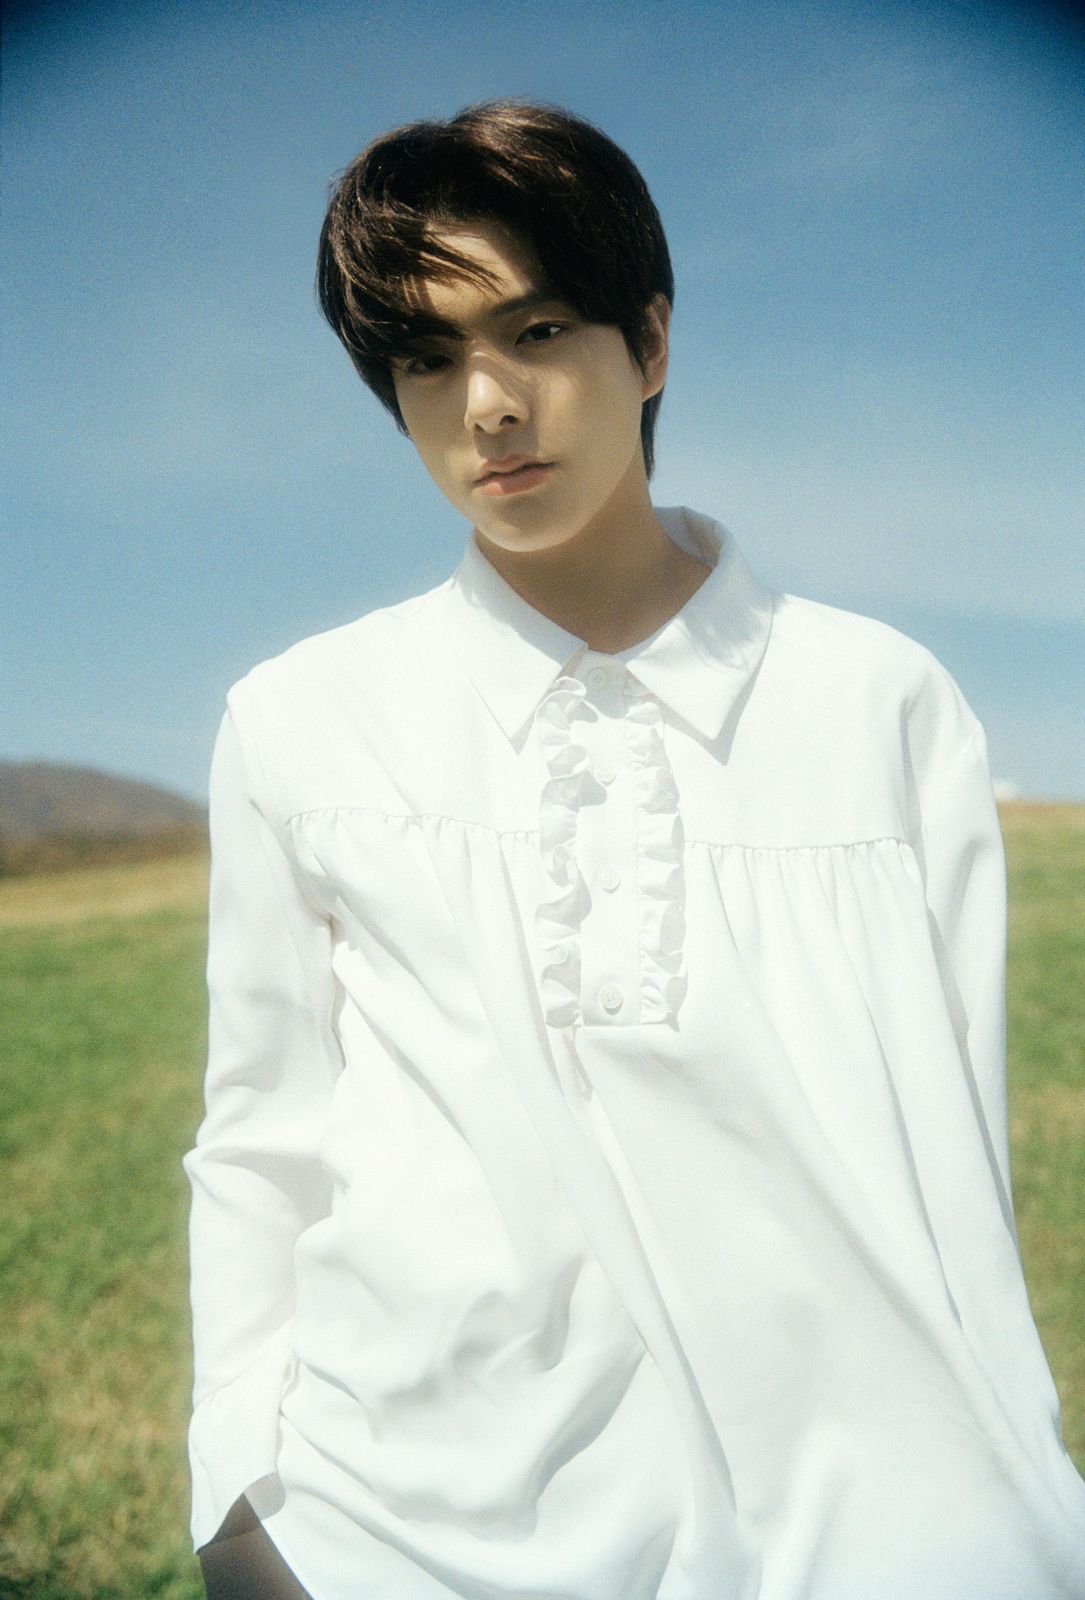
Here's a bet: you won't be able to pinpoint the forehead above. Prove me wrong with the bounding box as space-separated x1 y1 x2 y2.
405 221 552 322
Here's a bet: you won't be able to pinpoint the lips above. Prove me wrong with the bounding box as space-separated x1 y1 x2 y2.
475 455 549 484
474 456 554 497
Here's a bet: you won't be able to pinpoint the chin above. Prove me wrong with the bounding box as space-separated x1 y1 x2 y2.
477 495 613 554
476 525 568 554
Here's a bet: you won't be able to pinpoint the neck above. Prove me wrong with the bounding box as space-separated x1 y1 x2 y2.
475 476 711 653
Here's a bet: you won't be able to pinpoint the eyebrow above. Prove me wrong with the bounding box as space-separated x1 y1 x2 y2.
404 287 569 344
491 288 565 320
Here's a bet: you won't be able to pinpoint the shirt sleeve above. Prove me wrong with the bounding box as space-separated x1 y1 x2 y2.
918 718 1013 1210
183 702 342 1550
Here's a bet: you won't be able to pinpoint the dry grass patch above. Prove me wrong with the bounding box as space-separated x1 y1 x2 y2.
0 850 209 930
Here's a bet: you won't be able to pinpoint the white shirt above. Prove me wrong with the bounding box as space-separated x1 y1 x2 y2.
185 506 1085 1599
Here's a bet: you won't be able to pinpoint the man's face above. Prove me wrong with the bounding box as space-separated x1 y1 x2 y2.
390 221 668 558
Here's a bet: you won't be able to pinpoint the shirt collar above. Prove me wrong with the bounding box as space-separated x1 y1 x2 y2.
443 505 775 745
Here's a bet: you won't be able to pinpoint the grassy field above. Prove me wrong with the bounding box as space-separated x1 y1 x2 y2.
0 858 209 1600
0 808 1082 1598
1002 804 1085 1471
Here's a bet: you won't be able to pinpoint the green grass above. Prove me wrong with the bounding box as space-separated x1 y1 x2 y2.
0 815 1082 1597
0 893 208 1600
1003 805 1085 1468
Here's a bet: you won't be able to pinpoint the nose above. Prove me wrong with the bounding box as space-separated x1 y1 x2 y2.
463 358 527 434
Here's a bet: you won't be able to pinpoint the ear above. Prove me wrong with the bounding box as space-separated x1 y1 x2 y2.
639 293 671 401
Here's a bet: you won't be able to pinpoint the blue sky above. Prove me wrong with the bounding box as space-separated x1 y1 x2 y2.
3 0 1082 800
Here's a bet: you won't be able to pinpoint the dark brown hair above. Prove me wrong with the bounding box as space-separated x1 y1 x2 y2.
317 100 675 476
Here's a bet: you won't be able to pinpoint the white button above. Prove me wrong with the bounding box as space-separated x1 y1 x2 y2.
600 983 624 1013
587 666 610 690
599 867 621 892
595 762 616 785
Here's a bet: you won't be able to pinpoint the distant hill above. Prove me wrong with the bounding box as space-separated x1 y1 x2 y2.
0 760 207 875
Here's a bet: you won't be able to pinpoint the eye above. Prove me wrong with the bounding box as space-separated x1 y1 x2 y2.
397 348 453 377
518 320 567 345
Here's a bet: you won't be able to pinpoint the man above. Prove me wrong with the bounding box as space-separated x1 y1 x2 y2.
186 101 1085 1598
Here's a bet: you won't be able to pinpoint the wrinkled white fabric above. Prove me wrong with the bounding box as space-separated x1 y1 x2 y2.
185 506 1085 1599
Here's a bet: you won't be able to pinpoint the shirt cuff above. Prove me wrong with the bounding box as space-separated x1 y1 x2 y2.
188 1327 292 1550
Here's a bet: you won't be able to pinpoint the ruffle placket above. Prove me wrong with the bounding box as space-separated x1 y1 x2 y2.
533 671 688 1029
623 677 687 1023
534 676 595 1027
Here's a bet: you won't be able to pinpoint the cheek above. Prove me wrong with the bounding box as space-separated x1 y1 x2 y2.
587 343 643 408
557 364 640 438
400 403 458 478
396 373 455 432
566 370 644 472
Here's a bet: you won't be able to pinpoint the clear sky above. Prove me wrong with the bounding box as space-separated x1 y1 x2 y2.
3 0 1082 801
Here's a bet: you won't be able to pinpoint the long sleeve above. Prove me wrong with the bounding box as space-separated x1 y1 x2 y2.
184 702 343 1550
919 717 1012 1209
